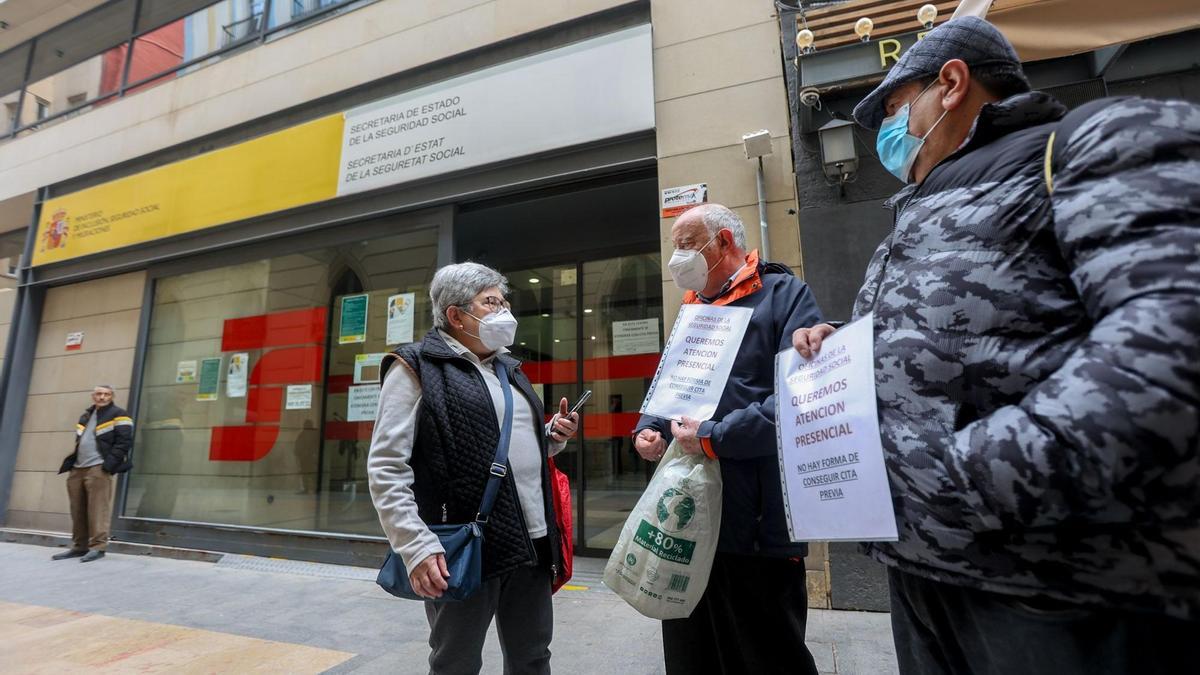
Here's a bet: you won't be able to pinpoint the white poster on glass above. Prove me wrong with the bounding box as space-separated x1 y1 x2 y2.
227 353 249 398
285 385 313 410
348 384 382 422
176 360 197 384
355 353 386 384
774 314 898 542
386 293 415 345
612 318 661 356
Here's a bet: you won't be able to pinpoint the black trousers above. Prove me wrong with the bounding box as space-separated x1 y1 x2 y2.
889 567 1194 675
425 538 554 675
663 552 817 675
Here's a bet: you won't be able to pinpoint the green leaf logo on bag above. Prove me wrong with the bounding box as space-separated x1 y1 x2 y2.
655 487 696 533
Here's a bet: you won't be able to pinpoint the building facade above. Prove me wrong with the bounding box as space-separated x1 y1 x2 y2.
0 1 838 603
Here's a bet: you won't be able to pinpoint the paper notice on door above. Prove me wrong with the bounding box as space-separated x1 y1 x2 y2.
196 357 222 402
354 353 385 384
285 384 313 410
639 304 753 422
339 294 369 344
612 318 660 356
348 384 381 422
386 293 415 345
775 314 898 542
227 353 249 398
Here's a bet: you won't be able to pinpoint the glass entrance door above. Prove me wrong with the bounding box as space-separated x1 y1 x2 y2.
506 253 663 554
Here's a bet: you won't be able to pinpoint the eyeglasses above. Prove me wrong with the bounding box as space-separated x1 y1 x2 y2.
474 295 510 311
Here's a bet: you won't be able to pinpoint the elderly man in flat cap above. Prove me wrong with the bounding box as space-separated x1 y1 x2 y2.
793 16 1199 675
53 384 134 563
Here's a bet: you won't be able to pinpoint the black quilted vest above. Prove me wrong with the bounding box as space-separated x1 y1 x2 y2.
382 329 561 581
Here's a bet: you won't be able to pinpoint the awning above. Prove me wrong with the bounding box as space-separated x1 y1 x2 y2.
969 0 1200 62
800 0 1200 63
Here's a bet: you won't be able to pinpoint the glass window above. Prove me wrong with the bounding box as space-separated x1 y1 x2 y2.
26 0 135 84
136 0 231 35
267 0 356 30
19 47 127 129
0 41 26 133
125 227 439 535
128 0 264 90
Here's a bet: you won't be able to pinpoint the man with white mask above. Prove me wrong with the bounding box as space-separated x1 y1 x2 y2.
368 262 579 674
634 204 824 674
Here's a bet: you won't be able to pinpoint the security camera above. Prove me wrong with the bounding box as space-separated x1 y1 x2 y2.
799 88 821 109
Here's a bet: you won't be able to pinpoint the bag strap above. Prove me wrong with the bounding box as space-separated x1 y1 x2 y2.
476 358 515 523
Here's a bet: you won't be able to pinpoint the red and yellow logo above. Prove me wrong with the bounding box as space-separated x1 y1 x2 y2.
41 209 69 252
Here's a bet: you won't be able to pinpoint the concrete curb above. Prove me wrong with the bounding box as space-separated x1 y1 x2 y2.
0 527 224 563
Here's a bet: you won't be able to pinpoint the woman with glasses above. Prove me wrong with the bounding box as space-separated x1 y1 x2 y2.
368 262 579 675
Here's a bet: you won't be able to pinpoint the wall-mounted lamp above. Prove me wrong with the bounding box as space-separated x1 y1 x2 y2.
917 4 938 29
818 119 858 192
854 18 873 42
796 28 815 54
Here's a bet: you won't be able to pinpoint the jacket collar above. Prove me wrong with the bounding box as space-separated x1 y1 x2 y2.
419 328 521 370
955 91 1066 156
885 92 1066 208
684 249 780 307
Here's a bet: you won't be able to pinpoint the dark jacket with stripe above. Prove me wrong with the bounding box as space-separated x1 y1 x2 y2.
853 92 1200 619
637 251 825 558
384 330 563 583
59 404 134 474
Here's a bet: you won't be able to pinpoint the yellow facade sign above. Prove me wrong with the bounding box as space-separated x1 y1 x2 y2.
32 114 345 267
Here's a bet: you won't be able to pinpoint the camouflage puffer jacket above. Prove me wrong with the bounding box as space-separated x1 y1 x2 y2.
852 92 1200 619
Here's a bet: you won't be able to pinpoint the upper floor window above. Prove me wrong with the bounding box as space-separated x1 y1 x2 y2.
1 0 368 140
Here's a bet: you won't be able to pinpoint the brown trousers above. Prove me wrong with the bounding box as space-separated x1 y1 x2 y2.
66 465 113 551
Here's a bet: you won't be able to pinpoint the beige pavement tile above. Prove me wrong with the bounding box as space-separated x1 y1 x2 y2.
0 601 355 674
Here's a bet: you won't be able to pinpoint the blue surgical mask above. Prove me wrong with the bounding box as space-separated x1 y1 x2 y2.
876 81 947 183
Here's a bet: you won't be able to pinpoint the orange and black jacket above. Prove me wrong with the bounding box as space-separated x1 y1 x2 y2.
635 250 823 558
58 404 134 474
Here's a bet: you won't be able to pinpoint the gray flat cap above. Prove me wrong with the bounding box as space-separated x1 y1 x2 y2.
852 16 1028 129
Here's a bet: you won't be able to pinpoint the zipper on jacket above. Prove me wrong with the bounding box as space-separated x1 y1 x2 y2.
869 189 919 314
441 503 448 524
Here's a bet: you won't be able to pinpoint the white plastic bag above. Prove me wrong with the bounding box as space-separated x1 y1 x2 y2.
603 441 722 619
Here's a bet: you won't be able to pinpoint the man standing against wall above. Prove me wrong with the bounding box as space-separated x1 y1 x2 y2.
53 385 134 563
793 17 1199 674
634 204 824 674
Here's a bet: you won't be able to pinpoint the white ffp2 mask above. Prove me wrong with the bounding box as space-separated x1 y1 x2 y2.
465 308 518 351
668 234 719 291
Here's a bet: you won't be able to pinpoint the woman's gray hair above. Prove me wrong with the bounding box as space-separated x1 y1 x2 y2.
699 204 747 251
430 262 509 329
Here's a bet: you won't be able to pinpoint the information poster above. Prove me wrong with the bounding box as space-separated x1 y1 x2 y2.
774 315 898 542
640 305 753 422
354 353 386 384
285 385 313 410
348 384 381 422
196 357 222 402
339 294 369 344
612 318 661 356
176 360 197 383
386 293 415 345
227 353 249 398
